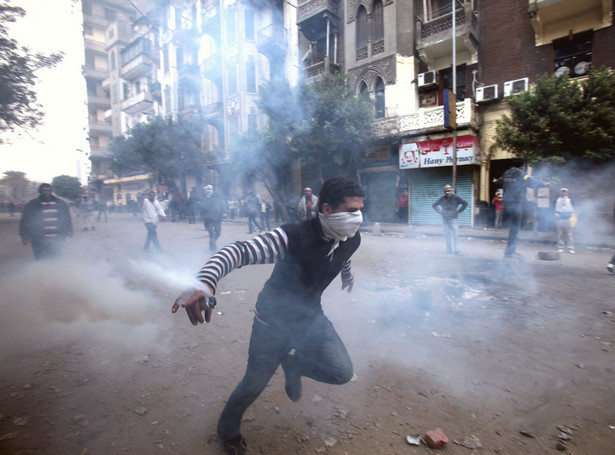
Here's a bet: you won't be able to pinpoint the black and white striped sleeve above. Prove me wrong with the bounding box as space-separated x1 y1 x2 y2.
341 259 353 283
196 227 289 293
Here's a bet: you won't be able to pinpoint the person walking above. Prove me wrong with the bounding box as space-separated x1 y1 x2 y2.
492 190 504 228
245 191 262 234
432 184 468 255
607 252 615 274
79 196 95 231
200 185 227 253
553 187 576 254
171 177 365 455
96 199 108 223
259 194 272 231
493 159 551 258
19 183 73 260
142 190 166 253
297 187 319 220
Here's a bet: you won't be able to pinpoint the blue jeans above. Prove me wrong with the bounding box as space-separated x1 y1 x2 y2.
143 222 162 252
217 312 353 441
443 218 460 253
504 204 523 256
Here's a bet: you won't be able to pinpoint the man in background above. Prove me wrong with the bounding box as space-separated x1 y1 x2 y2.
298 187 319 220
142 190 166 253
19 183 73 259
493 159 551 258
432 184 468 255
200 184 227 253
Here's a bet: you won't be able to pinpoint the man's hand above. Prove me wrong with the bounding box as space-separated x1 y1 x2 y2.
172 285 215 325
341 279 354 294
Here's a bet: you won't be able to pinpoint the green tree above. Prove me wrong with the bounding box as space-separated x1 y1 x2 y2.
51 175 83 202
495 67 615 164
0 2 63 141
0 170 30 200
294 73 374 181
109 116 205 192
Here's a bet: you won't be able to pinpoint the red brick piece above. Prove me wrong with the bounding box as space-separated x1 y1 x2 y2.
425 428 449 449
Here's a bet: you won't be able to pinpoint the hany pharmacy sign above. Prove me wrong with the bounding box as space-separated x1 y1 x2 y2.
399 136 481 169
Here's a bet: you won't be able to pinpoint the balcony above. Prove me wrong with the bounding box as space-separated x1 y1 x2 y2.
88 120 113 135
257 23 288 60
416 2 479 68
372 116 399 139
201 55 222 82
203 101 223 118
86 93 111 109
297 0 340 26
122 91 155 115
398 98 478 134
120 38 153 80
84 65 108 81
304 59 340 80
178 63 202 92
201 3 221 39
529 0 612 46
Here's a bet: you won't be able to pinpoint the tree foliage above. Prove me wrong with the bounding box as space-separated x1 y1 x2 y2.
495 67 615 164
0 170 31 200
227 73 374 196
109 116 205 185
0 2 63 141
52 175 83 201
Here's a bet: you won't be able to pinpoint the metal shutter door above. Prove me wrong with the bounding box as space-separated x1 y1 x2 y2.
410 167 473 226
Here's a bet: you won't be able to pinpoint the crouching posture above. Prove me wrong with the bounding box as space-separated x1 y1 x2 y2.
172 177 365 455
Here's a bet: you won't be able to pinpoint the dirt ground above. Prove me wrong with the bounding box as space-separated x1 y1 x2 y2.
0 211 614 455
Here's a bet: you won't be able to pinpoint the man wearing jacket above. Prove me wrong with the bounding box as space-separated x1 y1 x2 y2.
172 177 364 455
200 184 227 253
19 183 73 259
432 184 468 255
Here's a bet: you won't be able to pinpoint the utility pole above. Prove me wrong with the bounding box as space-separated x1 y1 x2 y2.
451 0 457 193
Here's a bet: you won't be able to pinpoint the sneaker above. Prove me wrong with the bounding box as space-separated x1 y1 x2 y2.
454 251 462 256
223 435 247 455
568 249 575 254
505 252 523 259
607 263 614 274
558 249 564 253
281 355 302 402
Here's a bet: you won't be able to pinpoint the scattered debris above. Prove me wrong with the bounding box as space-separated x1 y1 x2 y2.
519 430 535 438
455 435 482 449
134 407 149 416
425 428 448 449
405 435 421 446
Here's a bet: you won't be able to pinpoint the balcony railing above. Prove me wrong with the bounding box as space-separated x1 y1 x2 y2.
297 0 340 24
257 23 288 53
398 98 477 134
304 60 340 79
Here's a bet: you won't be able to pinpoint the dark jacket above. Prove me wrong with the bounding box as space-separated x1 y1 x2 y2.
494 167 545 206
19 195 73 242
255 217 361 326
200 193 226 222
432 194 468 220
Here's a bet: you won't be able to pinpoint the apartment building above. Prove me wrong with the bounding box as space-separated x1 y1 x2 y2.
299 0 613 226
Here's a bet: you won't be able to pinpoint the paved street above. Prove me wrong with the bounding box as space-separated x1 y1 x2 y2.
0 211 614 454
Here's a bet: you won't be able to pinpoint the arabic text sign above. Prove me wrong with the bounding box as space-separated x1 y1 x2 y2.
399 136 481 169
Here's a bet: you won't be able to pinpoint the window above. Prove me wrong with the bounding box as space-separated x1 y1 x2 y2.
246 58 256 92
245 9 254 41
375 77 385 118
359 80 369 99
163 44 169 74
175 7 182 30
356 5 368 53
441 65 466 102
226 9 236 44
553 30 593 78
176 47 184 69
227 60 237 95
110 50 115 71
122 82 130 100
372 0 384 43
104 8 116 21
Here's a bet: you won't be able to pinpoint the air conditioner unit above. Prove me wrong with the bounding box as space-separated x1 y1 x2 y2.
504 77 529 97
475 84 498 103
418 70 438 88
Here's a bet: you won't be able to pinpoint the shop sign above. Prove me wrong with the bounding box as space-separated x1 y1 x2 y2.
366 145 392 161
399 136 481 169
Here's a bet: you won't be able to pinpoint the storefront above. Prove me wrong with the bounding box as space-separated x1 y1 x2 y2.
103 173 156 210
399 135 481 226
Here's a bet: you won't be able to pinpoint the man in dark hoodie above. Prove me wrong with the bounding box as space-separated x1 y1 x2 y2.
172 176 365 455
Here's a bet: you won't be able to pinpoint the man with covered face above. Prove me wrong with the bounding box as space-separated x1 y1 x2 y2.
432 184 468 255
19 183 73 259
172 176 365 455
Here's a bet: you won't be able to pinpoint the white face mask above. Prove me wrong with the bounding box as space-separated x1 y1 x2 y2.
318 210 363 241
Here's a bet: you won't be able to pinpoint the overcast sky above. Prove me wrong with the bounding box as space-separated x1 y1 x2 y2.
1 0 90 185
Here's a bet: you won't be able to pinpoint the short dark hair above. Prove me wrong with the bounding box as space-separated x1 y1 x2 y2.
512 158 525 168
38 183 52 192
318 177 364 212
